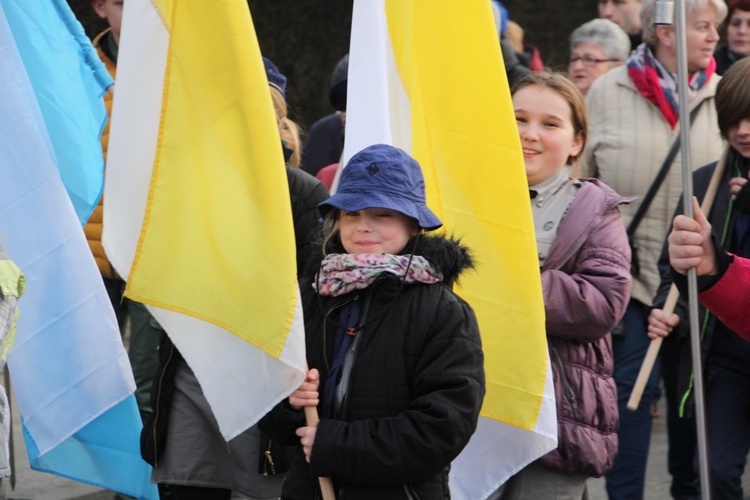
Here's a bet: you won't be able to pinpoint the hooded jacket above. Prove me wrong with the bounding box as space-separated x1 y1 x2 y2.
260 234 485 500
538 179 632 477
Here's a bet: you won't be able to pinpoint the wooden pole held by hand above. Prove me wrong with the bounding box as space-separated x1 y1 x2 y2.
626 144 729 412
305 396 336 499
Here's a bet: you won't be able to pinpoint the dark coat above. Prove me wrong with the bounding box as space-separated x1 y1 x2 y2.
713 44 748 76
654 150 750 416
538 179 632 477
260 234 485 499
286 165 330 272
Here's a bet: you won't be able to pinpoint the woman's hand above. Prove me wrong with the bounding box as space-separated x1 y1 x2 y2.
668 198 716 276
289 369 320 410
295 425 318 463
647 308 680 340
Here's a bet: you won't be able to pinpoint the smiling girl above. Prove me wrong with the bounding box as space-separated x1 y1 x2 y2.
260 143 485 499
493 73 632 499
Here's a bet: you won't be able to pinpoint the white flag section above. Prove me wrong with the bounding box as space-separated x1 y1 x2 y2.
104 0 307 441
345 1 557 498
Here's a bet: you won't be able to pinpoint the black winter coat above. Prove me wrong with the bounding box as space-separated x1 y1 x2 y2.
260 234 485 499
287 165 330 272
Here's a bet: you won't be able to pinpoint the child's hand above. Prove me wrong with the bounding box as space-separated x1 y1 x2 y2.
647 308 680 340
729 176 748 198
295 425 318 463
289 369 319 410
668 198 716 276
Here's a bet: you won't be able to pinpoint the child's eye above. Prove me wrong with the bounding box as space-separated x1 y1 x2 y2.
515 116 527 123
376 211 393 217
544 122 559 128
343 211 360 217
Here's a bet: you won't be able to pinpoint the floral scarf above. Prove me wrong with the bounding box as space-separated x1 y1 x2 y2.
313 253 443 297
627 43 716 129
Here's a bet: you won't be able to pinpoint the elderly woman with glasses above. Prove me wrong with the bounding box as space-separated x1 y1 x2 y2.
582 0 727 499
569 19 631 95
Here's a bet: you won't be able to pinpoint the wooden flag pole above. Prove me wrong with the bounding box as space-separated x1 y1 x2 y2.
304 406 336 500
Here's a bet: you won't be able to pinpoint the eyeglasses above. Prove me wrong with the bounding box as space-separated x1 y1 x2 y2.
569 55 619 67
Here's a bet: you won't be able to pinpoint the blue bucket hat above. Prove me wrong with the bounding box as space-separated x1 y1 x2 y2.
263 57 287 97
318 144 442 231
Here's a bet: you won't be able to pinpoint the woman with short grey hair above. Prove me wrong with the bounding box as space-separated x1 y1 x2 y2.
569 18 631 95
640 0 728 47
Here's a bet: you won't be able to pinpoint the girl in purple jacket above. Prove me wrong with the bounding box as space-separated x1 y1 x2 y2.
494 72 633 500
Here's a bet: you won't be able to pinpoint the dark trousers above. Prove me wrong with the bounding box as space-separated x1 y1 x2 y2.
661 337 699 498
705 362 750 499
605 300 660 500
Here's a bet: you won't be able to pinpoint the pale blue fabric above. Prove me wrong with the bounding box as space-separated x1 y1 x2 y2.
1 0 113 224
0 4 156 498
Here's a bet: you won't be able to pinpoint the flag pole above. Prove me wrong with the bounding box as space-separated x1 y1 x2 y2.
671 0 711 496
304 406 336 500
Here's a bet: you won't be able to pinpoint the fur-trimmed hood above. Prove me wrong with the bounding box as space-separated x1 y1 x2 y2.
411 233 474 287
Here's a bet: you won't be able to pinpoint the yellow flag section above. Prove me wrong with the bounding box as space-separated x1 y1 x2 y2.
103 0 306 440
344 1 557 497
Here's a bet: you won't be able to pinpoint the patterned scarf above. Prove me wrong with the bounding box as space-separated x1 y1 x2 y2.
313 253 443 297
627 43 715 129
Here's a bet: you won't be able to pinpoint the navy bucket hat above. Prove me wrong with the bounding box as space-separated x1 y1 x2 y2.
263 57 287 97
318 144 442 231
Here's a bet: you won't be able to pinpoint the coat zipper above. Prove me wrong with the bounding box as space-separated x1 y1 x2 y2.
151 340 175 467
322 295 359 372
551 346 578 412
340 293 372 420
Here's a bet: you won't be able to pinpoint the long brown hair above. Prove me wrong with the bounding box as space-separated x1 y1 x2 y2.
270 86 301 167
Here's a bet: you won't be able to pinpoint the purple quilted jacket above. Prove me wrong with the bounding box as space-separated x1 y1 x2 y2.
538 178 632 477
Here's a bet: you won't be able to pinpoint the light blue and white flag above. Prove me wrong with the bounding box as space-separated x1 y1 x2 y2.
0 2 157 498
1 0 111 224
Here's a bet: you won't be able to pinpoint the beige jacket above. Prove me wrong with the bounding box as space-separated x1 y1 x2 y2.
582 66 724 305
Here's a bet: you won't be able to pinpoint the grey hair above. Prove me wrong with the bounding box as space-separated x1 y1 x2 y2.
570 19 632 61
641 0 728 46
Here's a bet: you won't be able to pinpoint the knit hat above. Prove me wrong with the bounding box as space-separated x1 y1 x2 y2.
318 144 442 231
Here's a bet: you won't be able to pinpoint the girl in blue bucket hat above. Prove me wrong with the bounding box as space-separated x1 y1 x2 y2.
260 143 485 499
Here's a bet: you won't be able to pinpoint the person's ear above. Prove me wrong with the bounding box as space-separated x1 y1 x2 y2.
655 25 675 49
569 132 585 160
91 0 106 19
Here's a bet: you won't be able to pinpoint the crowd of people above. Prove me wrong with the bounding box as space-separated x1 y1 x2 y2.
65 0 750 499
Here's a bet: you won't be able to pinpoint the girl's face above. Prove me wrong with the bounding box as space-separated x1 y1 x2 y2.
728 118 750 158
727 9 750 56
339 208 418 255
513 85 584 186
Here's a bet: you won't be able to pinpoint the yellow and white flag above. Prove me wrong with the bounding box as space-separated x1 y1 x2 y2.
345 2 557 498
103 0 306 440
